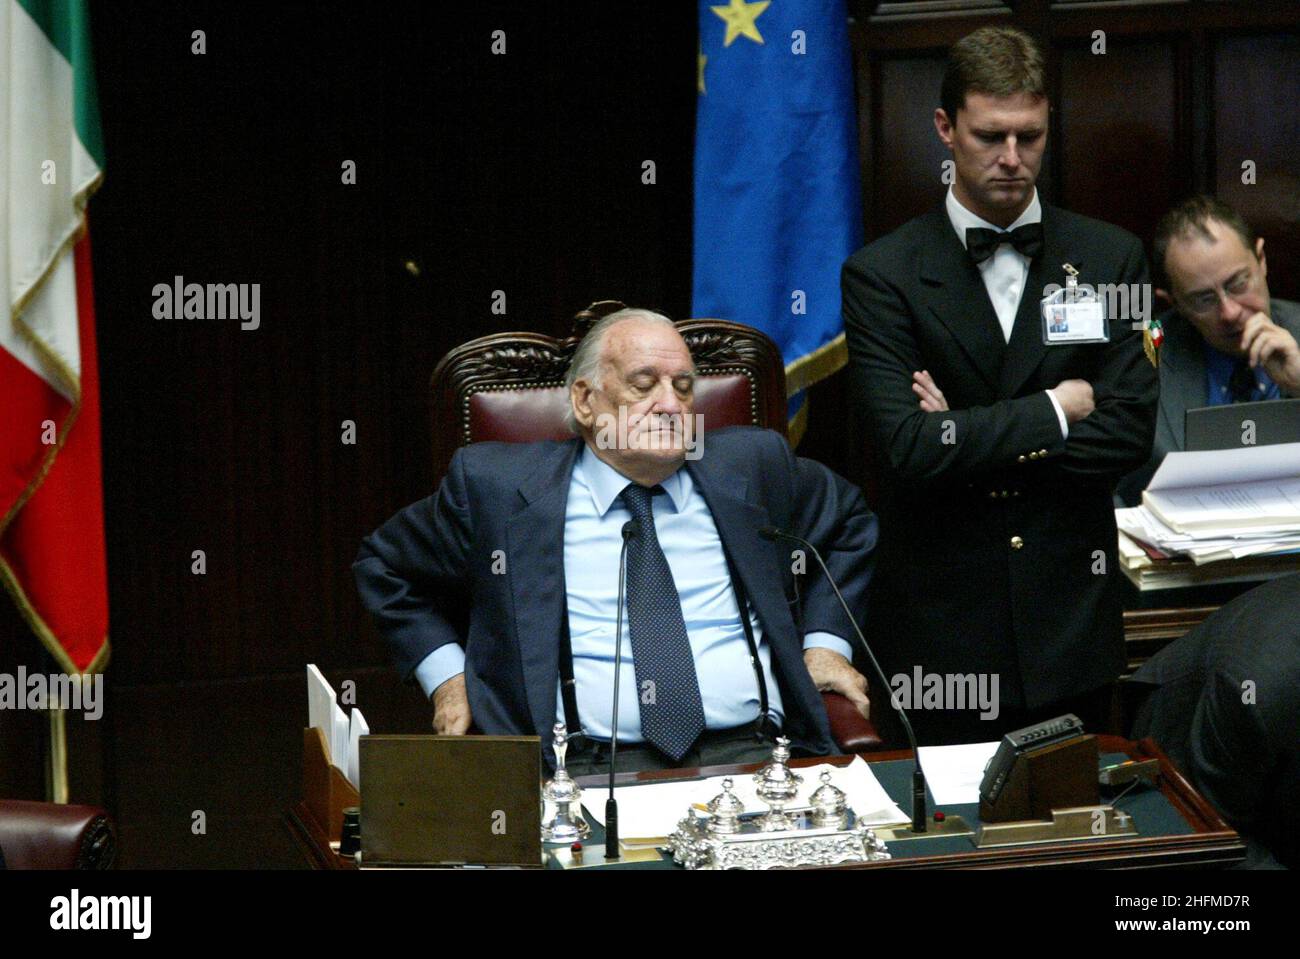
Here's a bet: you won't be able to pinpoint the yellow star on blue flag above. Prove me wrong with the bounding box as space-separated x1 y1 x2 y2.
710 0 769 47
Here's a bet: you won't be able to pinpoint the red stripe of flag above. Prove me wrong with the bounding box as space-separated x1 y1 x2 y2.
0 228 109 673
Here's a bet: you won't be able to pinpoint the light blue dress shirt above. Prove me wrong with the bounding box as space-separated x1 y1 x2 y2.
414 444 852 742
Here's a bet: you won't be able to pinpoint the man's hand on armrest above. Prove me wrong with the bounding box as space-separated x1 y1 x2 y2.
803 647 870 722
432 674 473 735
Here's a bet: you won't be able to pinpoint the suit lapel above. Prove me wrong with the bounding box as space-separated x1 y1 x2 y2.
505 439 582 739
918 208 1006 392
1158 311 1207 450
1272 299 1300 395
1000 204 1074 397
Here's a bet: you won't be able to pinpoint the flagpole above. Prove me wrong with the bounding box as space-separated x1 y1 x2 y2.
46 706 70 804
39 649 70 803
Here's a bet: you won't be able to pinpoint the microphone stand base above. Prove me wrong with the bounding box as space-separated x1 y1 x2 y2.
873 814 974 843
548 844 663 869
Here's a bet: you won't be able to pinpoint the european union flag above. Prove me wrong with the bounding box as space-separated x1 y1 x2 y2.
692 0 862 440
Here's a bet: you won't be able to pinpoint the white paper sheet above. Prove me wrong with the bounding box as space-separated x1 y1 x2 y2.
347 708 369 790
307 664 335 755
583 756 908 840
1148 442 1300 492
916 741 999 805
331 703 350 777
1148 479 1300 529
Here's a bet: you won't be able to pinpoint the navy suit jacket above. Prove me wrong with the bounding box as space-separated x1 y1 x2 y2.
354 426 878 764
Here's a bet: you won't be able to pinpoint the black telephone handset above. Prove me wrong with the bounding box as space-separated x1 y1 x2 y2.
979 713 1085 804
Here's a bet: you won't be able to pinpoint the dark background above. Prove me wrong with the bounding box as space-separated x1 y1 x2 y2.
0 0 1296 867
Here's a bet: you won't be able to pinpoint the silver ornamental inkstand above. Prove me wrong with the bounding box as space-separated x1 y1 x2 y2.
707 778 745 835
753 736 803 831
810 771 849 829
668 737 892 870
540 723 591 843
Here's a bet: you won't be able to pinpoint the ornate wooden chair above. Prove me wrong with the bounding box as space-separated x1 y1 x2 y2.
429 300 884 753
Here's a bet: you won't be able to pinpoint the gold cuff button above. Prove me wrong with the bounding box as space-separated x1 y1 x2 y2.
1010 535 1024 550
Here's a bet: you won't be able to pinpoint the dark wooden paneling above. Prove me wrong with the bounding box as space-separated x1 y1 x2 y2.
1057 40 1182 240
873 55 950 235
0 607 47 801
1213 32 1300 302
83 0 696 688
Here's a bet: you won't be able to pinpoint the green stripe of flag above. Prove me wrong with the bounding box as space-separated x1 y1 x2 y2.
17 0 105 169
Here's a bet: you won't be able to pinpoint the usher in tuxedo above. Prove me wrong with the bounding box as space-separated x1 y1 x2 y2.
353 427 877 766
842 196 1158 734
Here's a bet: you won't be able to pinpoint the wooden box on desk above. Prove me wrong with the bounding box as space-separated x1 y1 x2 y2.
979 735 1100 823
303 726 359 843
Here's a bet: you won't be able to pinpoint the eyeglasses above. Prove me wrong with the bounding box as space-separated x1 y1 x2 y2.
1179 269 1257 316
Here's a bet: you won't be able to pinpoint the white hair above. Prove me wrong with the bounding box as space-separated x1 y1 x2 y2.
563 308 681 434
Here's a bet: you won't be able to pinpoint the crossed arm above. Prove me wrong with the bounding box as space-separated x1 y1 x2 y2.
843 239 1157 485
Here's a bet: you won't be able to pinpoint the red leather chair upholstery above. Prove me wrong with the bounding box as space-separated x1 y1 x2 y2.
0 800 116 869
429 300 884 753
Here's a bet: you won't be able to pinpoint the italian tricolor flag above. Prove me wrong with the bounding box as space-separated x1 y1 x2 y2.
1 0 108 674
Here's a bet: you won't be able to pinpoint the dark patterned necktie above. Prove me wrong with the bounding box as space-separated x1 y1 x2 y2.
1229 361 1257 403
619 483 705 761
966 222 1044 264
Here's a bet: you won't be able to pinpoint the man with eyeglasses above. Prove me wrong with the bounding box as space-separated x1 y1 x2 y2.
1116 196 1300 506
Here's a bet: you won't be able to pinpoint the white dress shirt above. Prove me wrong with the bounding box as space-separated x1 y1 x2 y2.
945 186 1069 437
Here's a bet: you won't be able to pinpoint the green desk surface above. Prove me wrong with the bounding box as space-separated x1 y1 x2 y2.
547 752 1193 870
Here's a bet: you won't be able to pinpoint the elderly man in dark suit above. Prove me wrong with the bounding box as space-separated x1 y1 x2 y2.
354 308 878 774
1116 196 1300 506
842 26 1158 744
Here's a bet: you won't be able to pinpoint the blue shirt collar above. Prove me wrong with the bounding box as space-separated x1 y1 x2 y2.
577 442 688 517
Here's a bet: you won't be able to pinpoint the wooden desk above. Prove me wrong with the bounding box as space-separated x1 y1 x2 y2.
285 735 1244 870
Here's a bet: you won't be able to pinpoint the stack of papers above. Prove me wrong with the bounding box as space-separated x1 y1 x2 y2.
1117 507 1300 565
1116 444 1300 589
307 664 368 790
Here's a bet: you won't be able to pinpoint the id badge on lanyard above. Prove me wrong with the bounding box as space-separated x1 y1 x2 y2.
1041 263 1109 345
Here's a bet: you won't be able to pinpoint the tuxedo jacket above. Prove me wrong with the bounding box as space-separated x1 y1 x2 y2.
842 201 1158 711
353 427 878 763
1116 298 1300 506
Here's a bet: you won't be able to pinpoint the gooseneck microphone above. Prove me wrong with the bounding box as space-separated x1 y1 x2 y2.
606 519 639 860
757 525 929 834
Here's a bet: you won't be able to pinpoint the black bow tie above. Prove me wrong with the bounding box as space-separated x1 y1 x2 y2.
965 222 1044 264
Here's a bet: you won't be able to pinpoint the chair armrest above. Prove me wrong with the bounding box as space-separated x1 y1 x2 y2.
0 799 116 869
823 691 886 753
